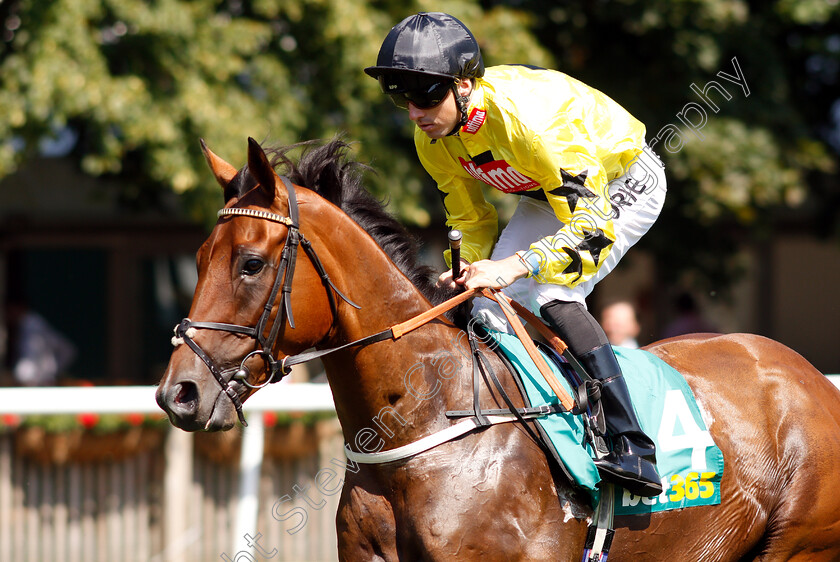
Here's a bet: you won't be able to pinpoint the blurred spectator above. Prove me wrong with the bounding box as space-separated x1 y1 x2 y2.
600 301 640 349
4 300 76 386
661 292 719 339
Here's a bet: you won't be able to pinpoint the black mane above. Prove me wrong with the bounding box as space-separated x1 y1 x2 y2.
266 138 465 317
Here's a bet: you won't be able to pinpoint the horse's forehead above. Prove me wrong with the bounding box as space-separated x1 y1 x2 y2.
200 201 295 266
199 180 325 269
207 219 271 254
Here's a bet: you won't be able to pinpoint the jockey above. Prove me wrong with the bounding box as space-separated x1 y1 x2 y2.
365 12 666 497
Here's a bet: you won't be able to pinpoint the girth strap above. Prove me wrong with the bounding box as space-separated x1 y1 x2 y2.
446 404 566 419
344 412 550 465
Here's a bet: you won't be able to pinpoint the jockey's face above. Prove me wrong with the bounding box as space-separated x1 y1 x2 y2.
409 79 472 139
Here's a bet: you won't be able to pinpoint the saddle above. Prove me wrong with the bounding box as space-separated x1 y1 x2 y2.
455 318 726 561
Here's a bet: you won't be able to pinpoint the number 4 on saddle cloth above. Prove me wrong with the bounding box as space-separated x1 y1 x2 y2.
483 330 725 515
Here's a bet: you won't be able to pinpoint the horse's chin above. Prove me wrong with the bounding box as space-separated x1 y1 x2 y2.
165 398 237 432
202 390 239 432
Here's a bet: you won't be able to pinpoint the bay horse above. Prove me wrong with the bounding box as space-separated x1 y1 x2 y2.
156 137 840 561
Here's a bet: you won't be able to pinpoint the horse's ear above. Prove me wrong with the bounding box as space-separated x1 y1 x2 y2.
247 137 277 200
200 139 239 200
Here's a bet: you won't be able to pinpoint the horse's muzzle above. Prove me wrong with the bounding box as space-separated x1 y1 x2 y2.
156 369 239 432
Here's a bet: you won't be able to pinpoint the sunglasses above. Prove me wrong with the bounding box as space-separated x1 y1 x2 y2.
379 75 455 110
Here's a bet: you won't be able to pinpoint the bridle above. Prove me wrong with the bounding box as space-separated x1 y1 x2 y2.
171 175 576 428
172 176 359 426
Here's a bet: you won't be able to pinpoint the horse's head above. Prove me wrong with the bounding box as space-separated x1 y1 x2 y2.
156 138 342 431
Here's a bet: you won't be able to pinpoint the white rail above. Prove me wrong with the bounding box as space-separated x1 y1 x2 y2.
4 376 839 413
0 382 335 414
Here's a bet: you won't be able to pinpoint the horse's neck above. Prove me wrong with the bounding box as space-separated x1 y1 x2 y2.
324 321 474 449
318 226 474 446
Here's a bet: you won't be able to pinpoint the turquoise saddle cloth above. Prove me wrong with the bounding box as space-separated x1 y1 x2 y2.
488 330 725 515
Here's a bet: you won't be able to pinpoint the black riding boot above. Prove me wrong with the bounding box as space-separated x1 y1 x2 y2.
579 344 663 497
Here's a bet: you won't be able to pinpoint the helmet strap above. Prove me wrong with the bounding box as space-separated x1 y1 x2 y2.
446 79 472 136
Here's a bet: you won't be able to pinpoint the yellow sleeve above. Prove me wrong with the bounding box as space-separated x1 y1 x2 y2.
415 139 498 267
517 133 619 287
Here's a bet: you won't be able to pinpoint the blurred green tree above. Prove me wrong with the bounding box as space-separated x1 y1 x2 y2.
0 0 547 227
1 0 838 291
485 0 839 289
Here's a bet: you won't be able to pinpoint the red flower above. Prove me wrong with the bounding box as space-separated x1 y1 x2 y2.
77 413 99 429
1 414 21 427
263 411 277 427
126 413 145 426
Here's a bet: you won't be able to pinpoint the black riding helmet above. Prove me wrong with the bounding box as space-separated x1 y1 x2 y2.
365 12 484 133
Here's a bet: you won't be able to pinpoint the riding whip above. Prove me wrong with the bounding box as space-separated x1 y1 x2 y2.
448 229 462 281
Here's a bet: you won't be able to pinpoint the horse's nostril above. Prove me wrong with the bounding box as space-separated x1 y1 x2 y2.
156 379 204 431
174 381 199 407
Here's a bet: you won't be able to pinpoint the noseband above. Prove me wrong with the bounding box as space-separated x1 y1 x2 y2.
172 176 359 426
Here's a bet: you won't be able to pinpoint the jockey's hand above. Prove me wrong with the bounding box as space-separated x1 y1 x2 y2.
436 259 470 289
461 255 529 291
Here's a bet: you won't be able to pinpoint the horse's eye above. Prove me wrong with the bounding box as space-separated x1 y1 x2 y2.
242 258 265 276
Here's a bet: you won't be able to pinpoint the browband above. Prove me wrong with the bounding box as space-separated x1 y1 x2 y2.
217 207 295 226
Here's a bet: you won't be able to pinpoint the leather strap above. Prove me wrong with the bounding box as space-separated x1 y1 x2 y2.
446 404 565 418
476 341 546 447
468 330 490 427
176 321 247 426
301 237 361 313
481 289 575 410
276 288 479 374
504 296 569 355
583 484 616 562
391 288 477 339
344 412 550 465
280 328 394 371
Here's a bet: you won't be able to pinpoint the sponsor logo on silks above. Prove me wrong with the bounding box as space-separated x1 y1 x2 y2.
458 150 540 193
462 108 487 134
